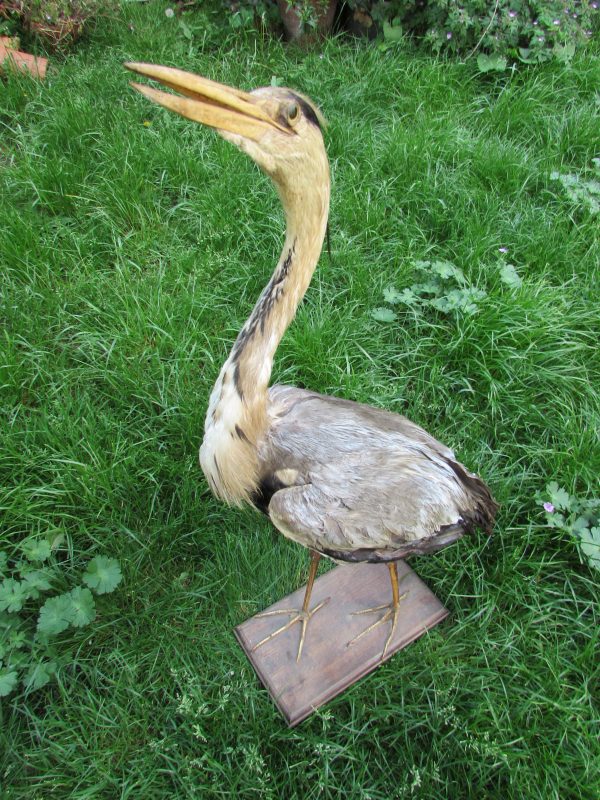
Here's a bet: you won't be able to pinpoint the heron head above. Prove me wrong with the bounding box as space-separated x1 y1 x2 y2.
125 63 327 194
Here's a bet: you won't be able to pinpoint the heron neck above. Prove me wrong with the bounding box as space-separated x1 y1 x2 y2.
227 178 330 408
199 171 330 505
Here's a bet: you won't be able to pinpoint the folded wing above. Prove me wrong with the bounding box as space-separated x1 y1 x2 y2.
259 385 497 562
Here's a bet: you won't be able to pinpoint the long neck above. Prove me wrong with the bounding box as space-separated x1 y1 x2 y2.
200 167 330 505
230 186 329 406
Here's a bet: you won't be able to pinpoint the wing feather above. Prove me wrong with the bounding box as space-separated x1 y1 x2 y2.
259 386 497 562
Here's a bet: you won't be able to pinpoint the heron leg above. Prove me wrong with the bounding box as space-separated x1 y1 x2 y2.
251 550 330 662
347 562 408 659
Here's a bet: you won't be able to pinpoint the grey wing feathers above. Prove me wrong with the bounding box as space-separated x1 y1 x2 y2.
261 385 497 562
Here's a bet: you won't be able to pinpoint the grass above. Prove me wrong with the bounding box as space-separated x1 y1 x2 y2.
1 3 599 797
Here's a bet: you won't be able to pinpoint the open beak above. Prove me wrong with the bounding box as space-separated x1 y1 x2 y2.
125 62 290 140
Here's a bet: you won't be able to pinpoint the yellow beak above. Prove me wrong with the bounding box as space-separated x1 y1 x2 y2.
124 62 290 140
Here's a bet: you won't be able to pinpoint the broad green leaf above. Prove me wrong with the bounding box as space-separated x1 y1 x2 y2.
431 296 451 313
412 281 440 295
83 557 123 595
397 288 419 305
430 260 465 284
579 527 600 571
20 539 51 563
371 307 397 323
551 167 600 215
20 569 52 599
518 47 544 64
0 669 18 697
37 594 73 635
477 53 508 73
547 482 571 511
68 587 96 627
7 650 28 670
571 516 589 534
499 263 522 288
9 629 27 650
553 42 575 64
383 20 403 42
383 287 404 304
0 579 28 613
24 660 56 692
430 288 484 315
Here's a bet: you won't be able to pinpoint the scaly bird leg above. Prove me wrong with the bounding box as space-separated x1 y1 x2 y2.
347 562 408 660
251 550 329 662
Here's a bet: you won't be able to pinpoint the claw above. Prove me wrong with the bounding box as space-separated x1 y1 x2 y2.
347 592 408 659
347 562 408 660
252 598 330 661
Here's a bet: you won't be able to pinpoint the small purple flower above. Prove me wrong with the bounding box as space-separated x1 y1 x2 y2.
553 19 560 25
592 2 598 8
509 10 517 18
533 19 538 25
543 502 555 513
446 31 453 40
498 247 508 253
537 36 545 42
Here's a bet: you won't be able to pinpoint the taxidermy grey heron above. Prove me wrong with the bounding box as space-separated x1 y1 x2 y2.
126 63 498 661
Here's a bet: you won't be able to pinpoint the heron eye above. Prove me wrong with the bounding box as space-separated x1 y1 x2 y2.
287 102 300 123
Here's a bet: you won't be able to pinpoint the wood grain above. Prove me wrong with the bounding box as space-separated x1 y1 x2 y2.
235 560 449 726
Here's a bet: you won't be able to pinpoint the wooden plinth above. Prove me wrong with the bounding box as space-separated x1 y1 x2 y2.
235 560 449 726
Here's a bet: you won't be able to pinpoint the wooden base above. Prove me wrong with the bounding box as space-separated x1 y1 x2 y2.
235 560 449 726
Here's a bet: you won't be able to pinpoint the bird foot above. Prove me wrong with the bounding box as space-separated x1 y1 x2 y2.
251 598 330 662
347 592 408 660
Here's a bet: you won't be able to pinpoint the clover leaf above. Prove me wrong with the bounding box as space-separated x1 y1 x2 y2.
68 587 96 627
37 595 73 636
0 579 28 613
499 263 522 289
21 570 52 600
21 539 51 563
579 527 600 571
83 557 122 595
371 307 397 323
547 482 571 511
430 260 466 284
0 669 18 697
383 287 405 304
